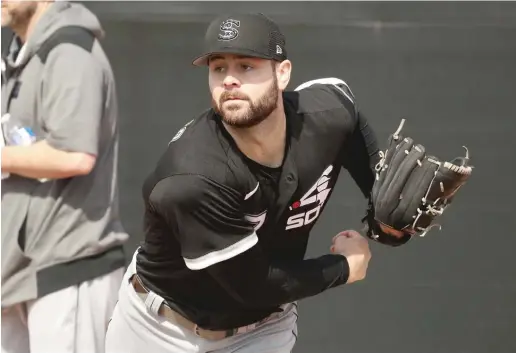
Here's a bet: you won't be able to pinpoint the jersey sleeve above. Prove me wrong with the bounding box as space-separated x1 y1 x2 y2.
296 78 380 197
148 174 258 270
340 111 380 198
146 174 351 309
41 44 104 155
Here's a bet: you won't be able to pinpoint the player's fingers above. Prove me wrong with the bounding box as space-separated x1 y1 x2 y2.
340 230 359 238
332 233 346 243
332 230 354 243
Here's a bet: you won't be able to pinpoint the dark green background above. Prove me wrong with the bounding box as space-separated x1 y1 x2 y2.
4 2 516 352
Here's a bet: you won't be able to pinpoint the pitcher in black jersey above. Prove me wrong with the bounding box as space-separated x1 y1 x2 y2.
106 13 411 353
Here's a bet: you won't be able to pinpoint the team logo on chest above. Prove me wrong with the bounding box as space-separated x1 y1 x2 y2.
286 165 334 230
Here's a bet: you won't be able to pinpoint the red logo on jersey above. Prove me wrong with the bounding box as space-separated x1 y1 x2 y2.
286 165 333 230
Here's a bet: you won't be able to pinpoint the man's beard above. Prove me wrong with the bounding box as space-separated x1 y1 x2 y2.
212 78 279 129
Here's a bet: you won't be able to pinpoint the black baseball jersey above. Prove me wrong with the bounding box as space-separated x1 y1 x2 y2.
136 78 380 330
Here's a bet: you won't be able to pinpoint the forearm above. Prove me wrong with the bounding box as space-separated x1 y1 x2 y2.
341 112 380 197
1 140 95 179
208 245 349 308
266 254 350 302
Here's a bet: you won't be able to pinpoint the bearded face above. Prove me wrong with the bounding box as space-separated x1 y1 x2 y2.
211 75 279 128
208 56 280 129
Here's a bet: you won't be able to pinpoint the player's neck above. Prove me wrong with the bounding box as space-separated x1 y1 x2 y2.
225 106 286 169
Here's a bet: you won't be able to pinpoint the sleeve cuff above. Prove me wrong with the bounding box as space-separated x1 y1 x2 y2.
322 254 350 288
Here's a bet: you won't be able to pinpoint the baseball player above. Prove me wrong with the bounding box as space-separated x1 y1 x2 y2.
105 13 472 353
1 1 128 352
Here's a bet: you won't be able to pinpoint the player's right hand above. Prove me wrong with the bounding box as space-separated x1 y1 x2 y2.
330 230 371 284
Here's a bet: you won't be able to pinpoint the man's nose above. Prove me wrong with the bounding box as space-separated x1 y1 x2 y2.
223 74 241 88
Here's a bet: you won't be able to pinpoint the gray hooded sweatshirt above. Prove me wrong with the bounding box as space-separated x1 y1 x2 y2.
1 1 128 307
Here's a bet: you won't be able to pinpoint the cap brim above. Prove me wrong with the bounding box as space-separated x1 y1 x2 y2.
192 47 274 66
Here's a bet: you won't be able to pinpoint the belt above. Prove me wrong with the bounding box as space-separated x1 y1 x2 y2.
130 274 268 340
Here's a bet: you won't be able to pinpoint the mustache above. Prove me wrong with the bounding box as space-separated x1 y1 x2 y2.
219 91 250 103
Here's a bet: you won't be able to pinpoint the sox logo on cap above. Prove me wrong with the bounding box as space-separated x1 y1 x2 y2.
218 19 240 41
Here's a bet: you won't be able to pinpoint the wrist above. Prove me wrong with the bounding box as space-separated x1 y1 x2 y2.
342 254 361 284
340 255 350 284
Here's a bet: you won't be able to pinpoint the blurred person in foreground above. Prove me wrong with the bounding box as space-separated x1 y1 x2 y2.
1 1 128 353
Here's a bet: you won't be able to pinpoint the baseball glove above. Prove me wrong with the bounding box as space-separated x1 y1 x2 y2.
366 119 473 243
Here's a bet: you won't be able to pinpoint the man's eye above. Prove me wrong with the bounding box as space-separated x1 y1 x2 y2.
241 65 253 71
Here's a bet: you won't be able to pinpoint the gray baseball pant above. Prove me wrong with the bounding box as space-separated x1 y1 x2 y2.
105 250 299 353
1 267 124 353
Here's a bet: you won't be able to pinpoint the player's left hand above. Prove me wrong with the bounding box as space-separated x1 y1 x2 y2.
367 119 473 241
330 229 363 251
330 230 371 284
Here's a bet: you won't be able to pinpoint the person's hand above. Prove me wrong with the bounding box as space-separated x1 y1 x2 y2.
331 230 371 284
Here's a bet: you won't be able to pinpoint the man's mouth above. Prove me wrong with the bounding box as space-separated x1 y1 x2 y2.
224 98 246 103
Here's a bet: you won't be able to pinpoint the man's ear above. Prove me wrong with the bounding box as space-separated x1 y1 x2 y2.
276 60 292 91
